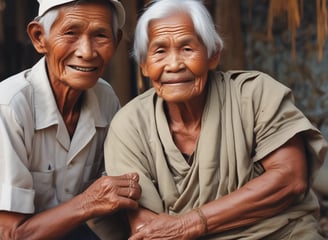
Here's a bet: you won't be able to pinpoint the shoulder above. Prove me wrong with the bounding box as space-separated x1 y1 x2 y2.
93 78 118 99
0 69 35 131
216 70 292 102
92 78 121 112
0 69 33 105
225 70 290 93
0 70 35 125
110 88 156 130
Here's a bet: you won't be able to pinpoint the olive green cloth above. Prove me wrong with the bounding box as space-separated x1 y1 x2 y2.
105 71 328 239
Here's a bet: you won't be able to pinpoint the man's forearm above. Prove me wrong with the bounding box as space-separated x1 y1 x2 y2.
13 193 90 240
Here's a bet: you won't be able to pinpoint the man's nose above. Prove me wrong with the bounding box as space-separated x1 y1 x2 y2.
75 36 97 60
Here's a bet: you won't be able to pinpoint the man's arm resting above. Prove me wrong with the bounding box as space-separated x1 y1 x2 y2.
0 174 141 240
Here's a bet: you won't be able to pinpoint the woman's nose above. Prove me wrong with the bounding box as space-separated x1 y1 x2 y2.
164 51 185 72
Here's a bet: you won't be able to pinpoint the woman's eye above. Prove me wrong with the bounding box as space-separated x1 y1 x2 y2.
64 31 75 35
155 49 165 54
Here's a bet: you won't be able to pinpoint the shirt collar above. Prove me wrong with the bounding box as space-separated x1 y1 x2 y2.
28 57 108 130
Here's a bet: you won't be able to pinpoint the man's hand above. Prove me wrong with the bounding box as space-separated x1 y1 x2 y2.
0 173 141 239
82 173 141 217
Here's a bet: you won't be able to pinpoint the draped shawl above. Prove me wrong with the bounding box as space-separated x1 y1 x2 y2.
105 71 327 239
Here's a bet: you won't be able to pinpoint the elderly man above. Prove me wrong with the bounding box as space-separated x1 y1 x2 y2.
104 0 328 239
0 0 140 239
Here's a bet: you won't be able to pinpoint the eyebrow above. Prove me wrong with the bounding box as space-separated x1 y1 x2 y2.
150 35 196 47
60 21 112 33
179 36 196 45
60 21 83 30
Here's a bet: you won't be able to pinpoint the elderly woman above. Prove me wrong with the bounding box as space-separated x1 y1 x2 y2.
0 0 141 239
104 0 328 239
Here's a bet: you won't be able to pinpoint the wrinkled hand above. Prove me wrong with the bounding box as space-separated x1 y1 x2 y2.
128 213 198 240
82 173 141 217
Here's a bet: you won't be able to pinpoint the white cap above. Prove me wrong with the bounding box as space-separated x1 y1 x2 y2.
37 0 125 28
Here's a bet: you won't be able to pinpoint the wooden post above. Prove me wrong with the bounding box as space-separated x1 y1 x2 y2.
214 0 245 70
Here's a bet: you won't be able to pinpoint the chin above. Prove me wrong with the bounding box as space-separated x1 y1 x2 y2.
162 95 194 103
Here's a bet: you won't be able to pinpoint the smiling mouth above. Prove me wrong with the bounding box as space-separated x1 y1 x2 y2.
69 66 98 72
162 79 193 85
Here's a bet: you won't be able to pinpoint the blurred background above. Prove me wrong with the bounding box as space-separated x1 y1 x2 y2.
0 0 327 236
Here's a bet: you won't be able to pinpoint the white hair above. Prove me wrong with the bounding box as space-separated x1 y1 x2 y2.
37 0 119 40
133 0 224 64
38 9 59 36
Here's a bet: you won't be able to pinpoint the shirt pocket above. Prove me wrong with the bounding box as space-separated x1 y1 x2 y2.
80 158 103 192
31 169 55 212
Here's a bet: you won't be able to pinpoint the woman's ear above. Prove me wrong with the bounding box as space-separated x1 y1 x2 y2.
27 21 48 54
140 63 149 77
209 50 220 70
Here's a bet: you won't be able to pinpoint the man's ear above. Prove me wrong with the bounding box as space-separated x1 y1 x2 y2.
209 50 220 70
27 21 48 54
115 29 123 48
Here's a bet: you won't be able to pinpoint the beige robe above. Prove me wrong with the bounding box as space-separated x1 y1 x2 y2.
105 71 328 239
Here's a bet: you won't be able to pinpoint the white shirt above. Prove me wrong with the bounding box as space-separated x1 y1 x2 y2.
0 57 120 213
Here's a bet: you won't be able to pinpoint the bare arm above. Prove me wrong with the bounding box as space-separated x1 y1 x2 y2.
128 207 157 235
128 134 308 239
198 134 308 233
0 173 141 240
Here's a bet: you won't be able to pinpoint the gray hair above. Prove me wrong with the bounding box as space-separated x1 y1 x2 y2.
37 0 119 41
133 0 224 64
38 9 59 36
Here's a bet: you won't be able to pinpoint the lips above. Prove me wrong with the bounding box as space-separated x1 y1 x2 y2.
161 78 193 84
69 65 97 72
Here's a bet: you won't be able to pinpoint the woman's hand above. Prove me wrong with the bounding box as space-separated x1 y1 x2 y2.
128 210 206 240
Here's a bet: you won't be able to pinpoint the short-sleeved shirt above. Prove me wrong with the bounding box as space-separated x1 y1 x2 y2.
0 57 120 214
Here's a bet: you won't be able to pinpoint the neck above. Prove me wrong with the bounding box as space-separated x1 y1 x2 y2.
164 93 206 156
165 91 206 126
50 80 83 139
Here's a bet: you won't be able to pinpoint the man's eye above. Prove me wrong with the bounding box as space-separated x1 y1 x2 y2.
97 33 108 38
64 31 75 35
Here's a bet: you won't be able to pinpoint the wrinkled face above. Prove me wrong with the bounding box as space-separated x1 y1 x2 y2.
141 11 218 103
43 2 116 90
